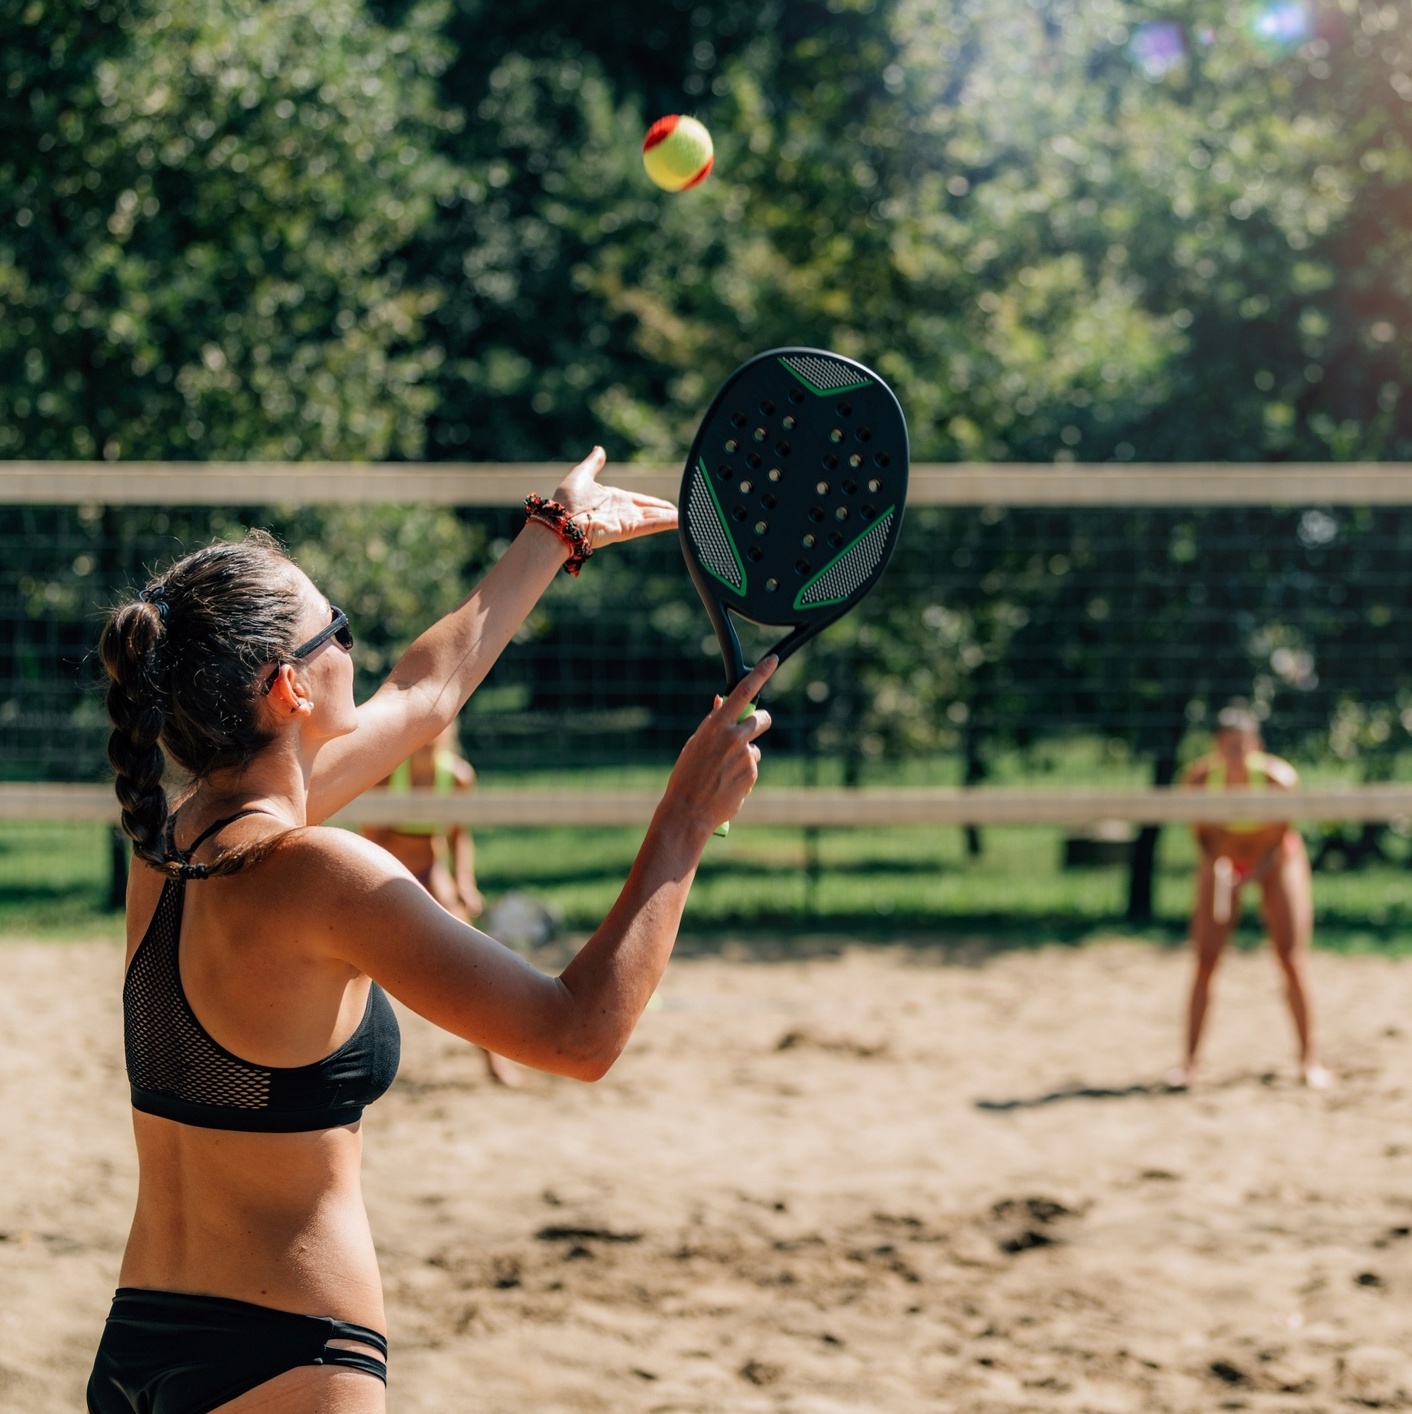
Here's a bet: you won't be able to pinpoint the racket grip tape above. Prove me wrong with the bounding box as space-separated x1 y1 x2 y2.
713 700 758 839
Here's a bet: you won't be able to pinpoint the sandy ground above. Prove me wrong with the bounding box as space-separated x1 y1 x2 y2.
2 932 1411 1412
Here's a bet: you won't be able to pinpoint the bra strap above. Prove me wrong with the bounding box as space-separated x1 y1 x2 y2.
172 808 277 862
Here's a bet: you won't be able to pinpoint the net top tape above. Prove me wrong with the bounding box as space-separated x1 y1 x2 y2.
4 464 1412 507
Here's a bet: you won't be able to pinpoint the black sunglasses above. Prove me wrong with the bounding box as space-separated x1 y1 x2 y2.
260 606 354 695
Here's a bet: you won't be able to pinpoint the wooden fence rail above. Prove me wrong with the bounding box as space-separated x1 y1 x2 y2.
6 782 1411 830
4 462 1412 507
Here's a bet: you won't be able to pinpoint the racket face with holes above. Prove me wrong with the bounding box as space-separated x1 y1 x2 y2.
679 347 909 688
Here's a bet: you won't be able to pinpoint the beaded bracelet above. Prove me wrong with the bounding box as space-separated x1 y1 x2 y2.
523 493 593 577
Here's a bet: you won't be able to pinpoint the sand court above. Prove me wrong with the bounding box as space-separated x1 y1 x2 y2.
2 933 1411 1411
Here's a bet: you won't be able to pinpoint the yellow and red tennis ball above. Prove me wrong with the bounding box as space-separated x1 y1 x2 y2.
642 114 714 192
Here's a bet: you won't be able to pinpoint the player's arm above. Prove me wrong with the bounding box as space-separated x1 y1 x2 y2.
1255 755 1298 840
1182 758 1219 853
447 754 480 907
448 824 481 916
1182 757 1212 788
304 450 677 823
318 665 773 1078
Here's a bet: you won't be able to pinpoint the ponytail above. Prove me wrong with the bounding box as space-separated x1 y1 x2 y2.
99 531 304 879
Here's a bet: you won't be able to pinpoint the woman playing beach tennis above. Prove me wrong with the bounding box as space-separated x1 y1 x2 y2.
89 447 775 1413
1172 701 1329 1091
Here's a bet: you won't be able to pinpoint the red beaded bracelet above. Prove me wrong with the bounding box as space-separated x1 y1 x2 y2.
523 494 593 577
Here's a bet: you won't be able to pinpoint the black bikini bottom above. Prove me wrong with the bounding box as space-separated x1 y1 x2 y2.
87 1286 387 1414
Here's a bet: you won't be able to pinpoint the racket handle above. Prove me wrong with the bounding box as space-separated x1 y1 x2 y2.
713 700 759 838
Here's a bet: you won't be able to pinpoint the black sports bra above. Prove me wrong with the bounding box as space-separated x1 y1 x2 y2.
123 811 400 1133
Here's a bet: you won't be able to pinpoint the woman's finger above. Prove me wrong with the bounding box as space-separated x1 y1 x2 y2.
721 656 777 721
741 708 772 740
612 504 679 539
574 446 607 477
552 447 608 509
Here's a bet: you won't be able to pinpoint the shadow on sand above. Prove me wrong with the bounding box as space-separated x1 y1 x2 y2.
973 1067 1300 1112
974 1081 1180 1112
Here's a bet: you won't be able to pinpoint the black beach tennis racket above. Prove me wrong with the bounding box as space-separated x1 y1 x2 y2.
680 347 909 829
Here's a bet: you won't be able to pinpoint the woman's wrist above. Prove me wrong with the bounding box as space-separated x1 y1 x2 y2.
520 512 572 558
649 793 716 858
522 494 593 576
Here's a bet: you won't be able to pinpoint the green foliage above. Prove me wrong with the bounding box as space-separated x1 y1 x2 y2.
0 0 456 461
4 0 1408 466
280 504 491 693
400 0 1412 467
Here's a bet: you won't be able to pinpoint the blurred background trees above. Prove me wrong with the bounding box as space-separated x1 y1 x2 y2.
4 0 1412 911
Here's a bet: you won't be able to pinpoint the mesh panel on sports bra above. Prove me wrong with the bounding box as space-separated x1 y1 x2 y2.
124 879 274 1110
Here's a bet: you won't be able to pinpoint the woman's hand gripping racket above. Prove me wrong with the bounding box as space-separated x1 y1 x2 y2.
679 347 910 834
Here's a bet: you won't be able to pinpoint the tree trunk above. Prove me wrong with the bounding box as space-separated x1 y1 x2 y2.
1126 750 1179 922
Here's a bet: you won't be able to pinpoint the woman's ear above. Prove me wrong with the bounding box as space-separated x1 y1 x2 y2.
264 665 314 718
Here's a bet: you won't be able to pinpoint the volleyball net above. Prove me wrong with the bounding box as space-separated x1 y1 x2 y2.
5 461 1412 828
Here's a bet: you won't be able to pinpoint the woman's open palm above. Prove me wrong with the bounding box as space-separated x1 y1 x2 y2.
554 447 679 549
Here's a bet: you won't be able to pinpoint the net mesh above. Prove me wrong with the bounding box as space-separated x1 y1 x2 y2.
9 483 1412 935
796 509 895 608
4 495 1412 791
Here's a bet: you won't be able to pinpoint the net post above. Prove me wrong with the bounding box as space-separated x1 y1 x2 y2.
108 826 129 911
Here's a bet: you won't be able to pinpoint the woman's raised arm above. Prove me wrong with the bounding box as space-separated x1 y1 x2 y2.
305 448 678 822
317 661 776 1077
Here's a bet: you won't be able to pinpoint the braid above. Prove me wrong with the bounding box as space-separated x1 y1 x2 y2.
99 596 177 874
99 532 306 882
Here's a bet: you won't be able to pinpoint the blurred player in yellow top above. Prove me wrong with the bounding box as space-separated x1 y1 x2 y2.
1173 701 1329 1090
364 723 519 1086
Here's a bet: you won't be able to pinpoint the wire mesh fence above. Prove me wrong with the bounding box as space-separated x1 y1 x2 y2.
5 468 1412 791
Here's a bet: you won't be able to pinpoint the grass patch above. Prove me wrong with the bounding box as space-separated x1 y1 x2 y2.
4 810 1412 954
0 821 124 942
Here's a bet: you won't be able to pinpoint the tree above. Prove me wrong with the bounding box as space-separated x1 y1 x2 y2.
0 0 455 462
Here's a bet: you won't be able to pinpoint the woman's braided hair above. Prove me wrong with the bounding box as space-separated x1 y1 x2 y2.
99 530 304 879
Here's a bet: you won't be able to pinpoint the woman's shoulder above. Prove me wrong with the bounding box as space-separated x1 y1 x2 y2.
212 827 424 955
257 824 457 969
265 823 409 885
1252 751 1298 788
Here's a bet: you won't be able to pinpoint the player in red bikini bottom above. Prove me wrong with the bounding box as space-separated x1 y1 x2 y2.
1171 702 1330 1090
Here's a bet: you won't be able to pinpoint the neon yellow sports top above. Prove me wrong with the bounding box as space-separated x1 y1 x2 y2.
1203 751 1273 835
385 750 461 836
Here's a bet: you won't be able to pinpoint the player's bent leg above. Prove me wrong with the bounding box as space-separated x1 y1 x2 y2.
1262 834 1328 1088
414 863 519 1084
1173 856 1233 1088
425 861 470 922
483 1047 523 1086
